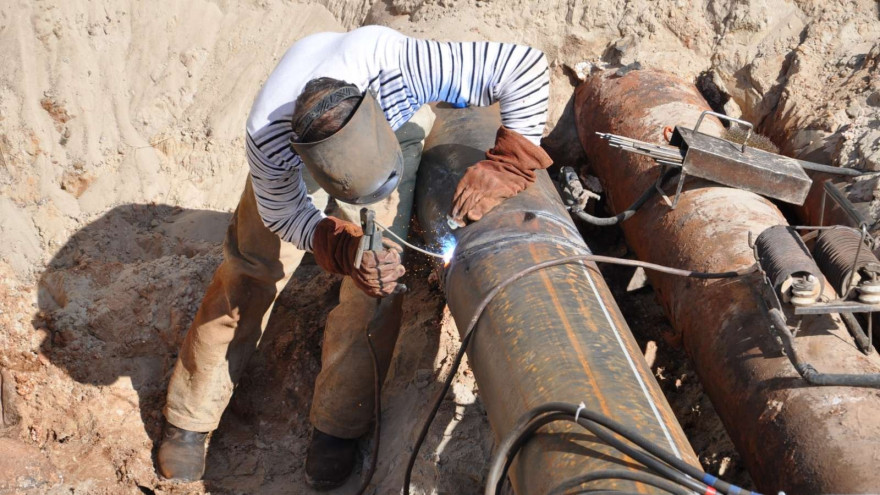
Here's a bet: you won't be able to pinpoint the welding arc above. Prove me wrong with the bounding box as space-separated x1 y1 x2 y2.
402 255 756 495
374 220 447 259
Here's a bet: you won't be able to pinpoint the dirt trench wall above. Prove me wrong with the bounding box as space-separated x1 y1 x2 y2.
1 1 879 493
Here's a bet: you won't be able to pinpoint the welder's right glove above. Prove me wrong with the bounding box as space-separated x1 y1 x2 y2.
449 127 553 226
312 217 405 298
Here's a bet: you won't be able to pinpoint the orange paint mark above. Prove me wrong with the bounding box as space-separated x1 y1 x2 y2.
529 245 646 493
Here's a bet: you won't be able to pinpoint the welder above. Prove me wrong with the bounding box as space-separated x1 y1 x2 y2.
157 25 552 489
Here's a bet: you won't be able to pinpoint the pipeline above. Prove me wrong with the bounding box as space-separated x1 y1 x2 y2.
575 68 880 494
413 105 699 494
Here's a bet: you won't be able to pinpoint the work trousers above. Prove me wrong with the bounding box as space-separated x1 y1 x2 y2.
164 106 435 438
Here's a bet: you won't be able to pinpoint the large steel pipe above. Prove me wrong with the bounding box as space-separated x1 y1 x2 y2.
575 69 880 494
414 105 698 494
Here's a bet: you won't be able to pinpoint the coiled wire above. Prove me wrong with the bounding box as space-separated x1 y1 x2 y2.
754 226 823 302
814 227 880 296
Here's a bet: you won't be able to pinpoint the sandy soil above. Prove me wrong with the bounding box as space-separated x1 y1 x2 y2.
1 0 878 493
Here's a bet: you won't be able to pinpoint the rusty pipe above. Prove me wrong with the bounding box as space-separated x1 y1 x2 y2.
414 104 698 494
575 69 880 494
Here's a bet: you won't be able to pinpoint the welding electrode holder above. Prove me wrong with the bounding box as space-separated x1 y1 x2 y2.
354 207 383 270
354 207 408 297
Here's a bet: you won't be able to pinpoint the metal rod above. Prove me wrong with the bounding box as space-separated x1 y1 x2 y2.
823 180 869 229
797 159 872 177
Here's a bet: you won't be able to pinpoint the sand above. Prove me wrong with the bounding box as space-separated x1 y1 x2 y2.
1 0 878 493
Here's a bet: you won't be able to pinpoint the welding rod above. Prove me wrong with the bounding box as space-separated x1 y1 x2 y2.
598 133 685 163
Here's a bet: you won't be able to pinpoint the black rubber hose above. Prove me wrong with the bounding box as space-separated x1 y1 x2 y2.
498 413 701 495
492 411 702 495
354 326 382 495
568 168 679 226
566 492 649 495
485 404 717 495
550 469 692 495
840 312 872 355
770 308 880 388
798 160 872 177
402 255 755 494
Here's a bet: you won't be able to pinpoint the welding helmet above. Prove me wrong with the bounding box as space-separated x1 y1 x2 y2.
291 86 403 205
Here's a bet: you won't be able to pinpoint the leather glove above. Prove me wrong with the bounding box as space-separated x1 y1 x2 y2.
449 127 553 226
312 217 405 298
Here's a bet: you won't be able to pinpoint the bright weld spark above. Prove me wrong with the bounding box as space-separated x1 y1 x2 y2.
440 235 457 265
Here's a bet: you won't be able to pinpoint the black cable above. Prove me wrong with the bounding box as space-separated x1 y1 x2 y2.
354 327 382 495
402 254 754 494
494 412 702 495
550 470 690 495
840 312 872 355
569 168 680 226
568 492 653 495
798 160 872 177
487 403 761 495
770 308 880 388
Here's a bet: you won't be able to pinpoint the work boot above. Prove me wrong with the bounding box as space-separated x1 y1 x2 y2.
305 428 358 490
157 423 210 481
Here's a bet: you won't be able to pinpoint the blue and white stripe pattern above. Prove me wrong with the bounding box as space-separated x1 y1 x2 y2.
245 26 549 251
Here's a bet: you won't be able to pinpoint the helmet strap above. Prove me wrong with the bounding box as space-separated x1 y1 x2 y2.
293 85 363 141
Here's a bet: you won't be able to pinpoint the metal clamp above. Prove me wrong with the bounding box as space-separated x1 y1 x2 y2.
693 110 754 153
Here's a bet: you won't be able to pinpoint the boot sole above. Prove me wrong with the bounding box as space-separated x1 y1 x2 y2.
304 471 350 491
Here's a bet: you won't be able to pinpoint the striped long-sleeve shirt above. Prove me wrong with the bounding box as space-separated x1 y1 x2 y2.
246 25 549 251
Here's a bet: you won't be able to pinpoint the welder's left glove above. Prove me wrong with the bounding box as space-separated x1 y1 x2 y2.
449 127 553 226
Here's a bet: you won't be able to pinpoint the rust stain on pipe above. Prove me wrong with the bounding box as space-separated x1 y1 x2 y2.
575 69 880 494
415 104 698 494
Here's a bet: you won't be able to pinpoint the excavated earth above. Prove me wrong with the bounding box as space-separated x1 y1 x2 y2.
1 1 878 493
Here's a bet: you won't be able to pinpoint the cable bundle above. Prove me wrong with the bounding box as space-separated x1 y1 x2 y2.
485 402 761 495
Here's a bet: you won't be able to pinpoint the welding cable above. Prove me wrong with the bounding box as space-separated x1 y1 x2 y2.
487 403 760 495
568 168 680 227
566 492 652 495
797 160 873 177
376 219 758 280
553 470 693 495
402 255 759 495
769 308 880 388
557 471 691 495
374 220 447 260
354 323 382 495
381 218 756 280
840 312 872 355
493 411 697 495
